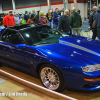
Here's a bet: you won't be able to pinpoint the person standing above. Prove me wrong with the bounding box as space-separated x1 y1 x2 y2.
32 10 36 16
69 9 71 17
24 11 27 17
29 12 31 18
27 14 35 24
6 11 16 27
35 11 39 24
39 11 47 25
24 12 29 22
3 14 7 27
19 13 21 19
24 11 27 20
51 8 54 16
89 6 97 39
20 15 26 24
14 13 20 25
94 4 100 41
53 8 59 29
58 9 71 35
46 9 53 27
70 7 82 36
77 9 80 14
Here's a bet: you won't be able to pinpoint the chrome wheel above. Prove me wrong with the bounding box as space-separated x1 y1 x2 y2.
40 67 60 90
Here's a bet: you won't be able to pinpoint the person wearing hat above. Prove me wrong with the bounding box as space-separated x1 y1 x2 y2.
6 10 16 27
39 11 47 25
27 14 35 23
14 13 20 25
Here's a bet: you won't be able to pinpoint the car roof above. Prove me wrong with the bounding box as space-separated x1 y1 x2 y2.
7 24 47 31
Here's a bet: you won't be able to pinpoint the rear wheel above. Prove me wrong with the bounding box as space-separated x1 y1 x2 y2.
39 64 65 92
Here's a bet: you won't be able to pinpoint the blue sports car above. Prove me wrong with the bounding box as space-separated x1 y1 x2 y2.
0 24 100 92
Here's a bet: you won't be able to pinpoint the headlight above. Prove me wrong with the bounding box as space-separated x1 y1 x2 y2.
82 64 100 72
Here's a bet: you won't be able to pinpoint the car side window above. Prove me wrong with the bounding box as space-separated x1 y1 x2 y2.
37 27 60 37
2 30 25 45
21 29 41 45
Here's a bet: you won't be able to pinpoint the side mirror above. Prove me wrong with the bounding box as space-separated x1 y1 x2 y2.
16 44 26 49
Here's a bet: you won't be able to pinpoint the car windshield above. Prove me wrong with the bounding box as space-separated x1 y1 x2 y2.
20 26 69 46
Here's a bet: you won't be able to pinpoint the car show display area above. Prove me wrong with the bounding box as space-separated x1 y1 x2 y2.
0 24 100 99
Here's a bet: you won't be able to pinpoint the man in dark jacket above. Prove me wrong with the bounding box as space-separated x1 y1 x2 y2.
89 6 97 39
24 12 29 22
53 8 59 29
94 4 100 40
58 9 71 35
70 7 82 36
35 11 39 24
24 11 27 19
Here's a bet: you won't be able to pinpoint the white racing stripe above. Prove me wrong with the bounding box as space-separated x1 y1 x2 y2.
0 69 77 100
59 40 100 57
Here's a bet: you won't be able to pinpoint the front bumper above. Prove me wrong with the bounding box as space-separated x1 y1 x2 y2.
64 75 100 90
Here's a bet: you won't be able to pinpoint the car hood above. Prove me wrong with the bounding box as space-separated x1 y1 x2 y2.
38 35 100 65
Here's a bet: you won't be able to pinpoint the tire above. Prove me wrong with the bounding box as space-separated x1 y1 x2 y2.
39 64 66 92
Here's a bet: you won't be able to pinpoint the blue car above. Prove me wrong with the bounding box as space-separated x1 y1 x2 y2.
0 24 100 92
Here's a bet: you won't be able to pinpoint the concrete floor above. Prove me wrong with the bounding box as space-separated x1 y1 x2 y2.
0 31 100 100
0 75 56 100
1 65 100 100
0 67 60 100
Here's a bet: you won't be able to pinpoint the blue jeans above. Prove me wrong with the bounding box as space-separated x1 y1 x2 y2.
48 22 53 27
53 24 58 29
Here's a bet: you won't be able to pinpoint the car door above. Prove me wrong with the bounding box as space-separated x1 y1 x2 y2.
0 30 32 72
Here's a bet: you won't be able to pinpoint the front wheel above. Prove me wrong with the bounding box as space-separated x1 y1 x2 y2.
39 64 65 92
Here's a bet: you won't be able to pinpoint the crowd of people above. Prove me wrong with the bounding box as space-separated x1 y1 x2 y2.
2 4 100 40
2 7 82 35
